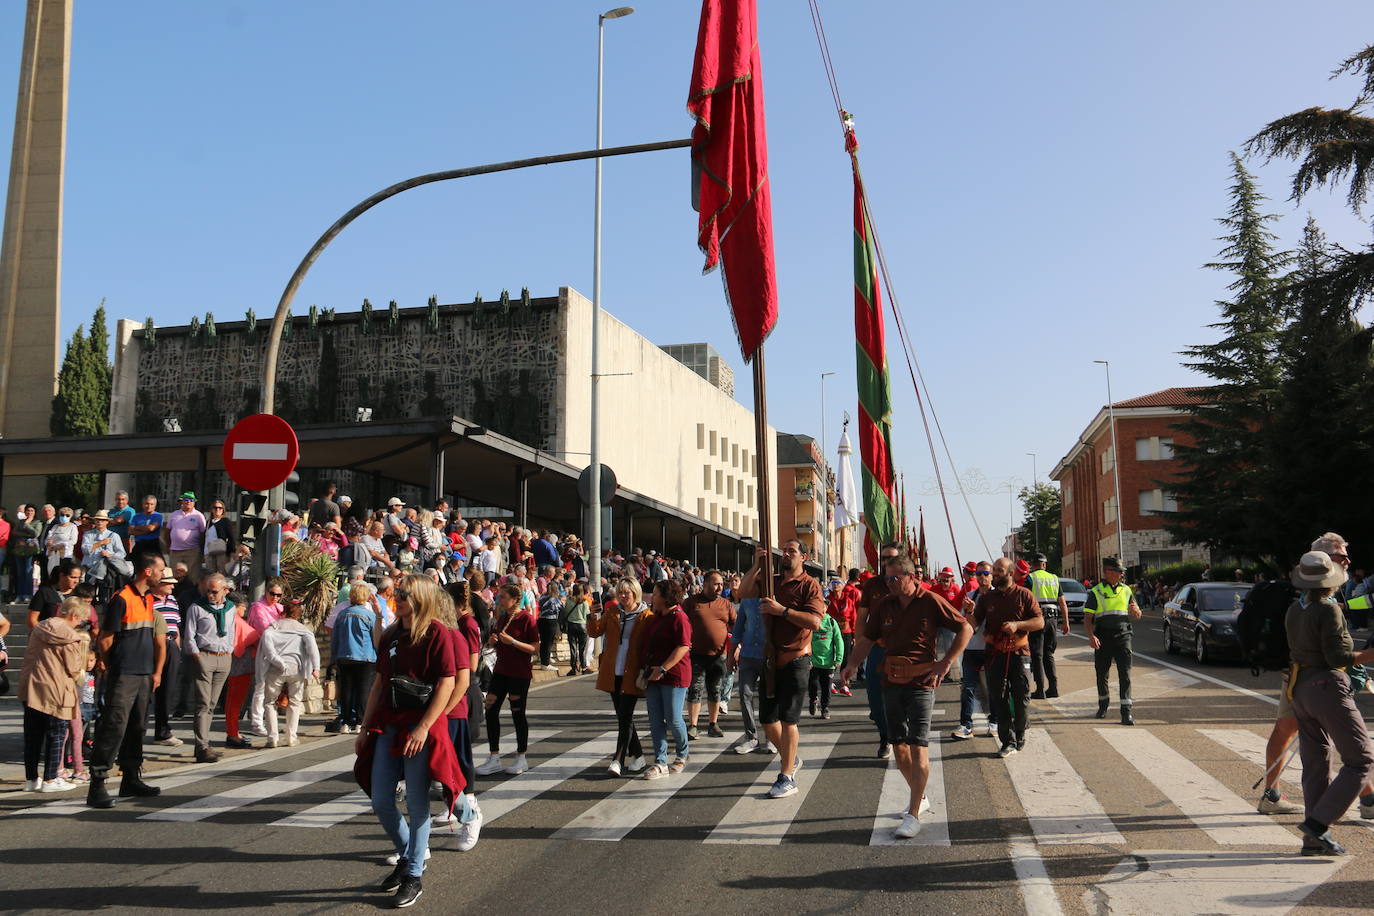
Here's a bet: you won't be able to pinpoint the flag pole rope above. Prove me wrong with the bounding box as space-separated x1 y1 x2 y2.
808 0 993 566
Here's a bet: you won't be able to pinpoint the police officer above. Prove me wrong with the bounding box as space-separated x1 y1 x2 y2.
1025 553 1070 699
1084 557 1141 726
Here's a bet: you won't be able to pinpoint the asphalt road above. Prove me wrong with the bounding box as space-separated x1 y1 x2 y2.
2 612 1371 915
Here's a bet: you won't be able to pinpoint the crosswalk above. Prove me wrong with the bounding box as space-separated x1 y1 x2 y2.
8 714 1330 853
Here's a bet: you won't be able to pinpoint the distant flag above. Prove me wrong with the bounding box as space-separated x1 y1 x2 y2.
687 0 778 360
918 507 929 572
834 419 859 529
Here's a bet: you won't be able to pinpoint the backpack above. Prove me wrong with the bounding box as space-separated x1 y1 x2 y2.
1236 579 1296 674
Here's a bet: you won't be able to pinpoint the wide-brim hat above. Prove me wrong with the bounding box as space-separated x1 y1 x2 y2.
159 570 178 585
1291 550 1348 590
90 509 111 521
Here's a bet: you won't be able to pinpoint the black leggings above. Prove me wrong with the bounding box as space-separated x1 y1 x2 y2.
566 622 588 670
448 717 475 794
611 675 643 764
538 618 560 667
23 704 67 781
486 673 530 754
335 659 375 727
808 667 834 710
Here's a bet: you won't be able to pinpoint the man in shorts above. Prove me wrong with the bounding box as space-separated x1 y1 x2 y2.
683 571 736 739
738 539 826 800
844 556 971 838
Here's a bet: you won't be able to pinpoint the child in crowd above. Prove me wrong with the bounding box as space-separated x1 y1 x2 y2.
807 609 845 720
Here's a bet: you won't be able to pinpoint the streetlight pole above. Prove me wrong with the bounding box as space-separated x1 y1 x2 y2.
1026 451 1038 554
820 370 835 578
589 6 635 599
1094 360 1125 565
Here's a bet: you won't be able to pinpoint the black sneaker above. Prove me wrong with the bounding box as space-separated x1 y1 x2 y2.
1030 690 1047 700
877 742 891 760
379 861 408 894
324 720 343 734
1095 699 1109 719
393 876 423 908
707 722 725 738
225 735 253 749
1298 822 1348 856
809 700 817 716
1045 687 1059 698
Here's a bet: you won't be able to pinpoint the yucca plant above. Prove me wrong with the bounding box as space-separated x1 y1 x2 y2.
280 537 339 630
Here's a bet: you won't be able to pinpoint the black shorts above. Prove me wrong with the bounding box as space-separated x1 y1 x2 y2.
882 684 937 747
759 656 811 725
687 652 727 703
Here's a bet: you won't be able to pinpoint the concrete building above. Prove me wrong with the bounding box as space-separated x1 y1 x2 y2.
659 342 734 398
1051 387 1212 579
0 0 71 506
99 287 775 549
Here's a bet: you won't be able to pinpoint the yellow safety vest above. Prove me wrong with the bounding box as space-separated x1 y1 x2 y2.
1027 569 1060 603
1088 582 1132 617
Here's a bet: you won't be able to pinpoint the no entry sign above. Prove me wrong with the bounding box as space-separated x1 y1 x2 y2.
223 413 300 492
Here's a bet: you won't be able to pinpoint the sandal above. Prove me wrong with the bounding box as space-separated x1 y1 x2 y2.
669 757 687 774
642 763 669 780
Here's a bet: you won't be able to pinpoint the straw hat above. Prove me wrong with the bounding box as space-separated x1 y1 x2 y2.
1290 550 1348 590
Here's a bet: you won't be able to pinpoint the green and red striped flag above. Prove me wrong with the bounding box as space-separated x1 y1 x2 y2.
848 130 896 569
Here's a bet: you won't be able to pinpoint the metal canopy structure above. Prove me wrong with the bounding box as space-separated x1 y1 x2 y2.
0 416 755 568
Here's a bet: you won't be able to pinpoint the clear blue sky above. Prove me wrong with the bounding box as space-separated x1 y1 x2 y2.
1 2 1369 566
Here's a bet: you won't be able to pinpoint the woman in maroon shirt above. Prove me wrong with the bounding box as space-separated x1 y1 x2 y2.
476 583 540 778
355 574 459 906
641 579 693 780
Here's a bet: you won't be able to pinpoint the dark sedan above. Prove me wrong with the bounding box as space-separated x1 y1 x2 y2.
1162 582 1253 663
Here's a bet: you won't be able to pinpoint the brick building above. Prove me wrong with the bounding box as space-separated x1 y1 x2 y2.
1050 387 1213 579
776 432 828 565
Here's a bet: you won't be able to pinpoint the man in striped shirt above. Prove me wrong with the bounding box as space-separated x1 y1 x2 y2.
151 568 183 747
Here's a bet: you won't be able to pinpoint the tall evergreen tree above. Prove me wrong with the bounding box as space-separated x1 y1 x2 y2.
89 299 111 415
1165 154 1290 559
47 304 114 510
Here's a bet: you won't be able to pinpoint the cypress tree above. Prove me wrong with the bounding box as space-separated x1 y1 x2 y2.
1165 154 1290 560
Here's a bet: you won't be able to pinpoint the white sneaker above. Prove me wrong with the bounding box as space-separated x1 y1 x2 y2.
286 737 299 747
983 722 997 737
266 737 278 748
456 802 483 852
24 778 42 792
719 702 730 715
154 736 183 747
607 760 622 777
998 743 1019 758
39 777 77 793
431 809 456 826
950 725 973 740
893 813 922 839
624 755 646 773
385 848 431 866
475 754 505 776
1257 791 1299 815
733 738 759 755
503 754 528 775
919 795 932 816
249 726 269 737
543 665 557 671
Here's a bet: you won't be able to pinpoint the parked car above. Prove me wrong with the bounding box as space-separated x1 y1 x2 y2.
1162 582 1253 663
1059 578 1088 623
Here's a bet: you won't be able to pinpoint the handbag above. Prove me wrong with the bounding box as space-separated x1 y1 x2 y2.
389 674 434 711
635 667 651 692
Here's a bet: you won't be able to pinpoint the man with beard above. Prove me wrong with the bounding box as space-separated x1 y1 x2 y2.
854 544 904 759
974 557 1043 757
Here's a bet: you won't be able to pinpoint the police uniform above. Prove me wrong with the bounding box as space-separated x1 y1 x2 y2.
1085 574 1136 723
1026 567 1063 697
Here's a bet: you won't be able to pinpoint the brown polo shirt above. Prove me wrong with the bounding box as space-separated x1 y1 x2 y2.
768 573 826 666
973 585 1043 655
863 589 965 670
683 595 736 655
857 575 889 614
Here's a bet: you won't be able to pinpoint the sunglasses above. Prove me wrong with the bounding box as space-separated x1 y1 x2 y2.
884 574 910 583
975 571 992 577
269 591 284 597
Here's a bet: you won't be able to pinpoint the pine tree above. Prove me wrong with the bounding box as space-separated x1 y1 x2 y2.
1165 155 1290 559
47 305 114 510
89 299 111 415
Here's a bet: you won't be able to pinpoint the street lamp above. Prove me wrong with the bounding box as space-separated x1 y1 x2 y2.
820 370 835 577
1093 360 1126 565
1025 451 1038 554
589 5 635 598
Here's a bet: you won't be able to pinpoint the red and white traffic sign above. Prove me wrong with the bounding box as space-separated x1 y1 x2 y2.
222 413 300 492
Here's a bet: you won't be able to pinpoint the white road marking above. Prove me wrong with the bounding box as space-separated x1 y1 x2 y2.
479 731 616 826
8 737 349 818
272 790 370 828
1064 631 1279 706
1081 850 1345 914
1097 729 1293 846
1197 727 1360 820
1009 836 1066 916
553 732 737 841
1047 667 1198 718
870 737 949 847
705 731 841 845
1004 728 1124 845
232 442 288 461
141 754 355 822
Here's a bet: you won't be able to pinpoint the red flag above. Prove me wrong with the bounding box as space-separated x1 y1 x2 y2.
688 0 778 360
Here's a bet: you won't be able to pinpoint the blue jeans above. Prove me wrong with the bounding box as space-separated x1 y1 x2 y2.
645 683 688 765
959 649 996 728
865 644 888 742
370 725 461 877
13 552 34 600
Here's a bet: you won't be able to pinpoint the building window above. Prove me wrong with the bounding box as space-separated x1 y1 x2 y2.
1065 524 1074 546
747 485 754 508
743 449 751 474
720 436 728 460
1063 483 1073 506
732 510 740 532
1103 497 1117 524
696 423 705 450
715 470 723 495
1135 436 1176 461
726 474 734 499
1100 446 1115 474
732 443 740 467
1138 489 1179 515
709 502 717 523
709 430 717 456
697 497 706 518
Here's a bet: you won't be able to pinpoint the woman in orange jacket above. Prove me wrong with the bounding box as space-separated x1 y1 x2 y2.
588 578 652 776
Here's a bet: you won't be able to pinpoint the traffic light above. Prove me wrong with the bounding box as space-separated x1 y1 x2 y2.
283 471 300 511
238 490 266 545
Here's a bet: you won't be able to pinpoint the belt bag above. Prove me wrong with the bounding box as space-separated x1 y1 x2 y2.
388 674 434 711
882 655 920 686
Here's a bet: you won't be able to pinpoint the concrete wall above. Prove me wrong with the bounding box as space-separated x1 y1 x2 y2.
558 287 777 544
